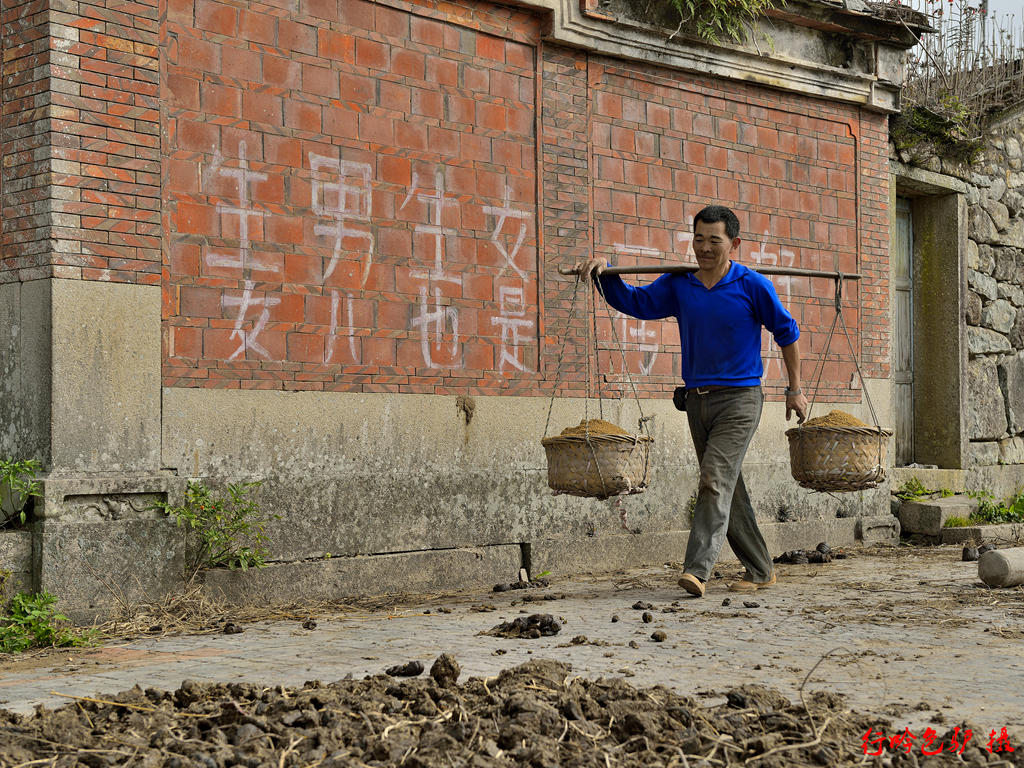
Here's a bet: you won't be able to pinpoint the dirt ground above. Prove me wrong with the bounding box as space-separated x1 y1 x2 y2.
3 658 1021 767
2 544 1024 767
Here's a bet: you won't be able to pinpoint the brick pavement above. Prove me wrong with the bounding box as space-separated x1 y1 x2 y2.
1 546 1022 741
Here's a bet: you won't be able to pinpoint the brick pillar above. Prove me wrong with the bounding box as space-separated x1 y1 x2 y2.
0 0 180 621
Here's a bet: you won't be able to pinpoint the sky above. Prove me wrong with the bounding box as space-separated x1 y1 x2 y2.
980 0 1020 24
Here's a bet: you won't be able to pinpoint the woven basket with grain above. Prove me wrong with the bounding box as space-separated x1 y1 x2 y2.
541 425 652 499
785 424 893 492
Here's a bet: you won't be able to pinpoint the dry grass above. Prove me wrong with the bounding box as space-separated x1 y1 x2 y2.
96 579 452 640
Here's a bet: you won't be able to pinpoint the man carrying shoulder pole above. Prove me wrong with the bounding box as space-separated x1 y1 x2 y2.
575 205 809 597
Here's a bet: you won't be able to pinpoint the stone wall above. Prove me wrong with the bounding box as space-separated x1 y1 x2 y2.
963 111 1024 467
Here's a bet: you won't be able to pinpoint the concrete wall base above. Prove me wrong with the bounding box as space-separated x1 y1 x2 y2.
7 507 900 618
202 545 523 607
36 517 185 624
33 473 184 623
0 530 33 601
531 515 897 576
889 467 967 494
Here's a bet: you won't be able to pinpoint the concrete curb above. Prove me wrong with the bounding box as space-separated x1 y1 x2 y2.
202 545 523 607
939 523 1024 545
202 515 900 607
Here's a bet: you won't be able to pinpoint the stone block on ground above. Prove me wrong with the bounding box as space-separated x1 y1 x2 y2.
897 497 975 536
978 547 1024 588
37 517 184 623
855 514 901 545
889 467 967 494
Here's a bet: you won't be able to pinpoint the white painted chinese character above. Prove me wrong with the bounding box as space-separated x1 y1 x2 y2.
401 169 461 287
411 286 461 368
492 284 533 372
223 281 281 360
483 184 531 279
325 289 358 364
309 152 374 285
204 142 274 273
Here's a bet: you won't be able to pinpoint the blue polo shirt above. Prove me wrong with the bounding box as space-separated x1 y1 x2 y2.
598 262 799 388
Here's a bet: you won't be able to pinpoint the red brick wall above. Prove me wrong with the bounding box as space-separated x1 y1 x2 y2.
2 0 890 399
1 0 161 283
162 0 543 392
2 0 51 281
586 58 887 399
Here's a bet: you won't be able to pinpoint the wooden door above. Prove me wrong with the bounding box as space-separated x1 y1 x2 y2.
893 198 914 465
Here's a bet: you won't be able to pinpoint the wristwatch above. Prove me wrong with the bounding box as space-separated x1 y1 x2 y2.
784 388 801 396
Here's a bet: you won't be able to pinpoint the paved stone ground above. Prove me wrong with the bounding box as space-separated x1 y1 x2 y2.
2 545 1023 746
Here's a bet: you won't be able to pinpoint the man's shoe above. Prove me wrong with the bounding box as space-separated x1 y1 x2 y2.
728 571 777 593
677 573 705 598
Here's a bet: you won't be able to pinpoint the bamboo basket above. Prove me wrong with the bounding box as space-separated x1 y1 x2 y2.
785 424 893 492
541 432 653 499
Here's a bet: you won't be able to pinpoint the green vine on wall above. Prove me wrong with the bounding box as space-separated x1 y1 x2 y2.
890 96 983 165
667 0 785 42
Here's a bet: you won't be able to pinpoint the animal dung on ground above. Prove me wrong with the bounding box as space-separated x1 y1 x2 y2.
385 660 425 677
0 659 983 768
493 576 550 592
650 630 667 642
774 545 841 565
222 622 243 635
301 619 317 630
429 654 460 687
962 546 979 562
485 613 561 639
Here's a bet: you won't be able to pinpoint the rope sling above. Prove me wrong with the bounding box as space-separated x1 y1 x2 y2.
787 275 893 492
540 274 655 531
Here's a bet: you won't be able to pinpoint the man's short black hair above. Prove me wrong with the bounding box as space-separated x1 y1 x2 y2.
693 205 740 239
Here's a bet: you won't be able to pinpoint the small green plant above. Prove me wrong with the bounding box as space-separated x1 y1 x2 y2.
894 476 929 501
942 516 970 528
534 570 552 580
668 0 784 43
686 492 697 522
153 481 277 575
0 591 93 653
968 489 1024 525
938 487 954 498
0 458 42 527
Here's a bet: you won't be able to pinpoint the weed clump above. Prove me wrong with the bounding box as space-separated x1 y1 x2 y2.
0 591 93 653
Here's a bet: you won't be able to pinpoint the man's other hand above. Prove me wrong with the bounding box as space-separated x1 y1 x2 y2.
786 391 809 424
575 258 607 282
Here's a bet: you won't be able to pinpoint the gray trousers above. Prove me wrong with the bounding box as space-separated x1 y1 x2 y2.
683 386 773 582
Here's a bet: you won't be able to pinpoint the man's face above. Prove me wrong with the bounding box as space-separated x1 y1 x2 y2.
692 220 740 273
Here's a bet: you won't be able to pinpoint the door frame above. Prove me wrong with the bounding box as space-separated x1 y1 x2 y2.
892 163 968 469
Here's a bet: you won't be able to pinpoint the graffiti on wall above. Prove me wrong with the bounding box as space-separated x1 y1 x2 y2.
182 149 539 374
